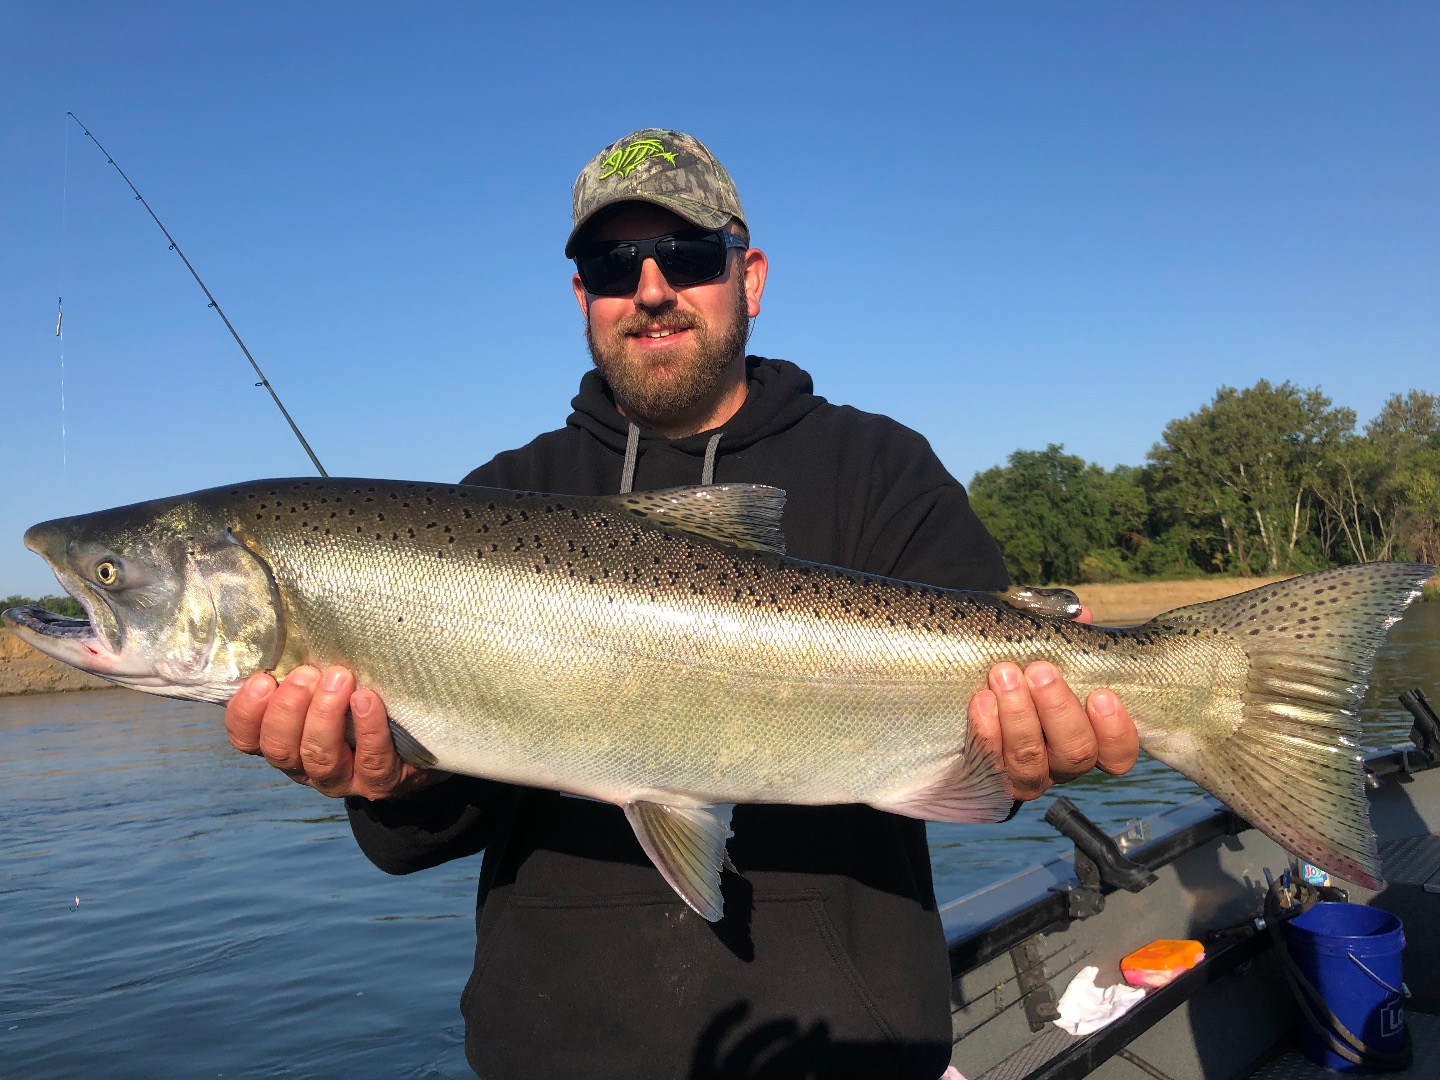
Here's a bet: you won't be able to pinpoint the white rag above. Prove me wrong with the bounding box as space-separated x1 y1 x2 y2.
1052 965 1146 1036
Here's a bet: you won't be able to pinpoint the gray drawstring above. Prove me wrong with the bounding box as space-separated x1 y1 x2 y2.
701 432 723 485
620 423 640 494
619 424 723 492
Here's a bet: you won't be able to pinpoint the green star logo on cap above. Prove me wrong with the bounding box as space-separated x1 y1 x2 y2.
598 137 676 180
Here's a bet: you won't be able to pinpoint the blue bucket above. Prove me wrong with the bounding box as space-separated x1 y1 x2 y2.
1282 902 1407 1072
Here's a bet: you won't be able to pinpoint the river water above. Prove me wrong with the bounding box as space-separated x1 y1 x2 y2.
2 604 1436 1078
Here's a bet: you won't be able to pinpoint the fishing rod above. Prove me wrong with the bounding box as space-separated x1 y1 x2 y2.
66 112 328 476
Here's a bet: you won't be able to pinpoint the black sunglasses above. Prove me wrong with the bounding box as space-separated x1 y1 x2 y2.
575 229 748 297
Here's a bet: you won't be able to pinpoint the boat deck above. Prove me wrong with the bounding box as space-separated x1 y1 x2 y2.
948 732 1440 1080
1249 1010 1440 1079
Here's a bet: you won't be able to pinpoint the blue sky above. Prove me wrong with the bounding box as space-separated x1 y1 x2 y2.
3 3 1437 597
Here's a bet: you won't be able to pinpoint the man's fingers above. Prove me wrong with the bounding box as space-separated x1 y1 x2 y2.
988 662 1050 800
298 666 359 795
225 672 276 754
1087 689 1140 775
256 665 321 774
349 689 405 798
1023 661 1099 784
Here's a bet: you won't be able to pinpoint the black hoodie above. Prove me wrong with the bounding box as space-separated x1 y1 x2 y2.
347 358 1009 1080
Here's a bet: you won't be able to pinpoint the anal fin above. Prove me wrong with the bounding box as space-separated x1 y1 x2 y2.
388 719 440 769
624 800 734 921
873 731 1014 824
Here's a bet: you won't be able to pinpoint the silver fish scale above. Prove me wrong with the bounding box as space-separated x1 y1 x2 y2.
209 479 1237 807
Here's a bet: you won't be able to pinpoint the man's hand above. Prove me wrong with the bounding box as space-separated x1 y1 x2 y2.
967 605 1139 801
224 665 442 800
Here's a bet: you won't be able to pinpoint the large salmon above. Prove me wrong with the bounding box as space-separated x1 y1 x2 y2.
5 478 1431 919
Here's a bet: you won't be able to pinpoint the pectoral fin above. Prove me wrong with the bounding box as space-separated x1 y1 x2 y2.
873 730 1015 824
624 800 734 921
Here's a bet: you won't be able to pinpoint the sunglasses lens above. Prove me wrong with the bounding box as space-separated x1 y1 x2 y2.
577 244 640 296
656 234 727 287
577 231 730 296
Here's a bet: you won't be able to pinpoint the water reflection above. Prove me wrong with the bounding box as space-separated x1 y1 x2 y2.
0 692 478 1079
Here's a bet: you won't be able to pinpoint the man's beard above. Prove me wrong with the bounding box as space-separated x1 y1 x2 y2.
585 282 749 428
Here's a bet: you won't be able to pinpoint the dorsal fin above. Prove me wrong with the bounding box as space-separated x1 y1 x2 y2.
596 485 786 554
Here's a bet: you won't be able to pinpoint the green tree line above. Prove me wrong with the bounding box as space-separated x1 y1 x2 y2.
968 383 1440 586
2 595 85 619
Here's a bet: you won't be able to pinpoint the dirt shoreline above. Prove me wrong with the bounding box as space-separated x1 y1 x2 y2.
0 629 117 696
2 575 1330 696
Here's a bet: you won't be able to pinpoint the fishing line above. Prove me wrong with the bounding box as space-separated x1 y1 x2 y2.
57 117 69 475
65 112 328 476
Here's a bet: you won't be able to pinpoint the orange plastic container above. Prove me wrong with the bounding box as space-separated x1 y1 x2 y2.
1120 939 1205 988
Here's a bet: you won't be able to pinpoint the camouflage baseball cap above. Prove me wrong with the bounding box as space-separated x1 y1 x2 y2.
564 129 746 257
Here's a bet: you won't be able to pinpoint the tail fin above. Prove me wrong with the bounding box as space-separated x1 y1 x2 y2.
1140 562 1434 888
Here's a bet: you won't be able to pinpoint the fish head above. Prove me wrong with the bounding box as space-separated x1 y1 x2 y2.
3 496 283 703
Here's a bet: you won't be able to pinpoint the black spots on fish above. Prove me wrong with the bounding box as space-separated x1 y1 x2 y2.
377 512 386 522
628 507 646 517
487 502 498 511
570 508 581 520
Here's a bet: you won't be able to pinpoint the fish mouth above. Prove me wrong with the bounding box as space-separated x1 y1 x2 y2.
2 604 96 640
2 600 114 671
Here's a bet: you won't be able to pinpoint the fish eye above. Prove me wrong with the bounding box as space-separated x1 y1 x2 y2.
95 560 120 586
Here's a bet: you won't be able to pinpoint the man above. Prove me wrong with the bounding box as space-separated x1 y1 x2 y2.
225 129 1138 1079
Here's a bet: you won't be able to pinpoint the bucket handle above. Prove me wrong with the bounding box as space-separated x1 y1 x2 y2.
1348 952 1411 999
